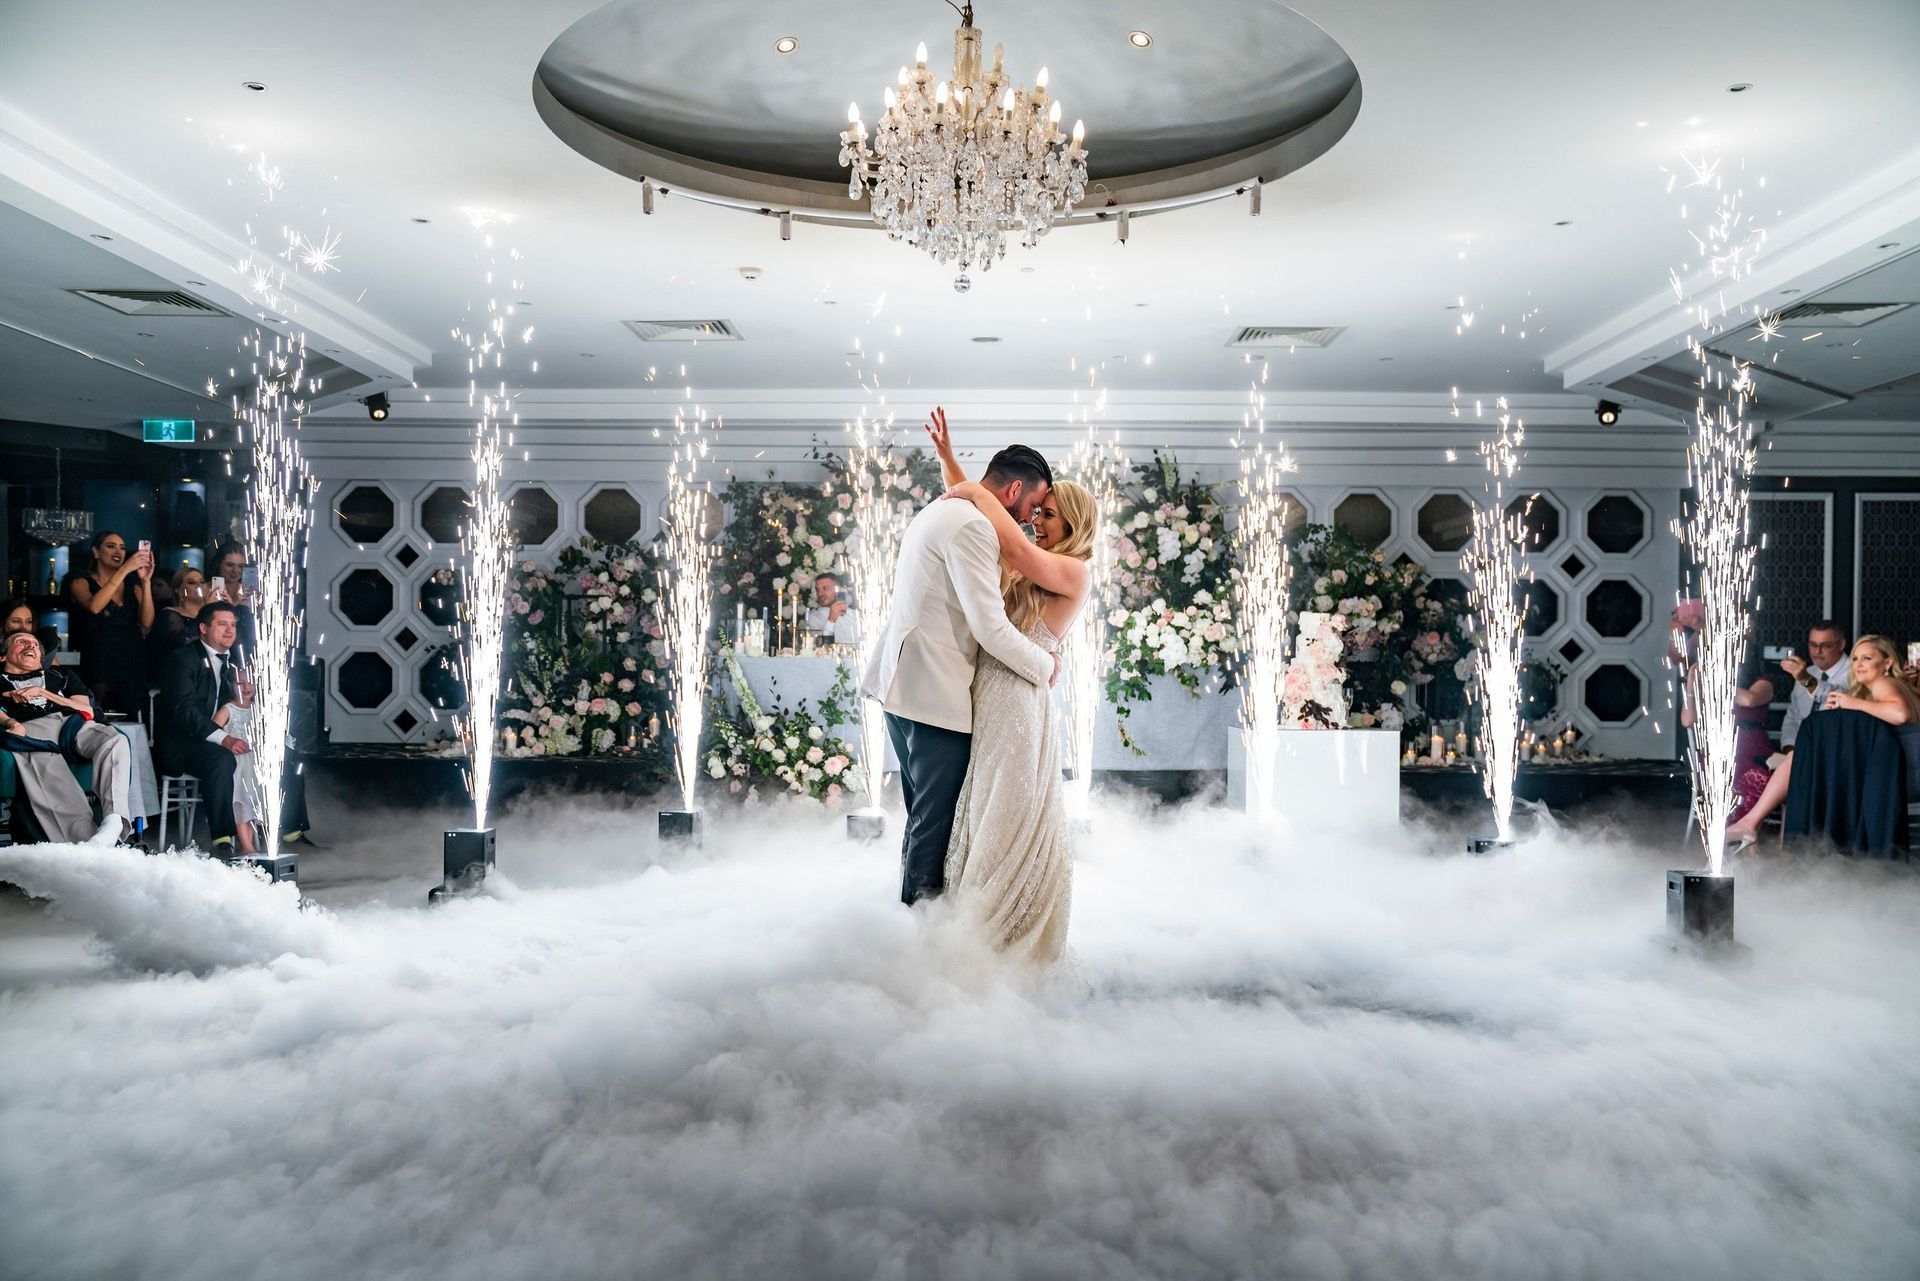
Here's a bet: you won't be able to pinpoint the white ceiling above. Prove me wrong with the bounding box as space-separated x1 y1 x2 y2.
0 0 1917 440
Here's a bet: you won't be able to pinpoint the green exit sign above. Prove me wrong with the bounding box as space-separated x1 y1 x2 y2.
142 419 197 443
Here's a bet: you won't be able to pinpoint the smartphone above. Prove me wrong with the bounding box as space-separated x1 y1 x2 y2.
1909 641 1920 667
241 566 259 593
1761 644 1792 662
207 576 227 602
137 539 151 555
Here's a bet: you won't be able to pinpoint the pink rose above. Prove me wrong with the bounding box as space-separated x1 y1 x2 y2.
836 493 852 509
527 610 544 625
590 698 607 713
641 670 656 684
625 701 642 716
826 784 842 803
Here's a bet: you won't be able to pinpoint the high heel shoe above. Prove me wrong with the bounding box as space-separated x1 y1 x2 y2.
1725 832 1757 856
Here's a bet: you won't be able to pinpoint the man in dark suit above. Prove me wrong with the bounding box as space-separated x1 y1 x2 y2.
156 602 256 855
155 601 313 855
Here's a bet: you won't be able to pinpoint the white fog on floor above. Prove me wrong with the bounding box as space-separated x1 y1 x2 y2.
2 794 1917 1281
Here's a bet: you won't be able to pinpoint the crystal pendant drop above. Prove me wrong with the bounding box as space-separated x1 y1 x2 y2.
953 272 971 294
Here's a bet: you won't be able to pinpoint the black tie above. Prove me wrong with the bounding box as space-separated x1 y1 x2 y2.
214 653 229 715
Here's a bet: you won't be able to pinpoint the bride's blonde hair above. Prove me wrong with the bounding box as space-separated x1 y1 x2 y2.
1002 480 1097 632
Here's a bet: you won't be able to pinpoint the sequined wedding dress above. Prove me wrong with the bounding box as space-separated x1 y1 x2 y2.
943 616 1072 964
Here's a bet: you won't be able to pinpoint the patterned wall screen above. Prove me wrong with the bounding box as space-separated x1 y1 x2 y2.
1857 497 1920 645
1750 496 1828 631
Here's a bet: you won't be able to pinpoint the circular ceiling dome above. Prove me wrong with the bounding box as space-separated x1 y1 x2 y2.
535 0 1360 219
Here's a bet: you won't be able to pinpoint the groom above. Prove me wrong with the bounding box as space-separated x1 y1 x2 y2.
862 443 1060 905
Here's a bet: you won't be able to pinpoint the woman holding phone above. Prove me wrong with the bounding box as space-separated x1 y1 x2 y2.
65 529 154 715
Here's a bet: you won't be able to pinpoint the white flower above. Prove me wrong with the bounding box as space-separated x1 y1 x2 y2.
772 748 787 763
784 735 800 751
1390 679 1408 696
1142 487 1157 502
707 758 726 779
753 716 774 734
807 724 824 741
776 552 791 567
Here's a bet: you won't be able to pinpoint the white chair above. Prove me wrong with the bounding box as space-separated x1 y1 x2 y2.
157 774 201 850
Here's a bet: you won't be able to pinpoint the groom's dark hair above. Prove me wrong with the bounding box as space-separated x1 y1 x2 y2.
982 445 1052 492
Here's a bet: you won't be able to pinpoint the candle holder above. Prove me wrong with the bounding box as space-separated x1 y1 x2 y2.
1666 870 1734 945
429 827 495 905
659 809 702 845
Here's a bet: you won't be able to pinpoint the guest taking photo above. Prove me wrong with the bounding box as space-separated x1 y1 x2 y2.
65 529 154 715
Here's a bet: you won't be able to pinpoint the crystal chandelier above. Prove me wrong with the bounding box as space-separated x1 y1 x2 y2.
838 1 1089 291
21 448 93 547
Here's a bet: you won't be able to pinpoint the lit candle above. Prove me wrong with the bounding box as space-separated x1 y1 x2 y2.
1454 730 1468 756
500 727 515 754
1551 738 1563 756
1445 749 1457 765
1403 746 1417 766
648 714 660 741
1429 731 1444 761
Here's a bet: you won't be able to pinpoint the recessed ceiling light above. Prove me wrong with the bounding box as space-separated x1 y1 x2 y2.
1127 30 1152 48
773 36 798 54
185 280 207 287
1780 288 1801 295
90 233 113 241
1019 266 1036 274
971 336 1001 343
515 300 531 306
1685 116 1703 126
1877 241 1901 250
1634 120 1649 128
136 331 154 338
242 81 267 92
1726 82 1752 93
579 352 595 358
411 217 431 224
1378 356 1394 362
1554 220 1572 226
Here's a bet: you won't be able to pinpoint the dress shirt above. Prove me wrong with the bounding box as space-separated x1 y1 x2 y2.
202 641 237 744
1781 657 1850 748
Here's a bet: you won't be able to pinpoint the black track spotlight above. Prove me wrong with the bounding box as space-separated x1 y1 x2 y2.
366 392 390 422
1594 399 1621 426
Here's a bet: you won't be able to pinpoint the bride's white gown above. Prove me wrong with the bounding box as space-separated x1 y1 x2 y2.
943 616 1072 964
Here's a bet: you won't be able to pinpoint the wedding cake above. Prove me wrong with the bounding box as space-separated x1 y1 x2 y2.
1282 612 1349 730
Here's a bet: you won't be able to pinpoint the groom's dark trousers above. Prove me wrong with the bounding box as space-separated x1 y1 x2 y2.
887 711 972 905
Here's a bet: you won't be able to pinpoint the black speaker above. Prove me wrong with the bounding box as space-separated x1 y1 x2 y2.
165 486 209 548
290 658 327 749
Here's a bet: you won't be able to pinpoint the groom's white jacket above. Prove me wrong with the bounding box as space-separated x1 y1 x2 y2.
861 499 1053 734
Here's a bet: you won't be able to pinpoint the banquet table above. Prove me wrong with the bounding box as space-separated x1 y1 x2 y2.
727 659 1240 772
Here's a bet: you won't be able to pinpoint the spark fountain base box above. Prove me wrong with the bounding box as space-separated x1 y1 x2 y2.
441 828 495 888
846 809 886 842
1666 870 1734 944
659 809 702 845
1467 837 1516 855
240 851 298 883
1226 728 1401 825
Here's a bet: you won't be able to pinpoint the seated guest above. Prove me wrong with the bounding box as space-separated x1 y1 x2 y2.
66 530 155 715
805 571 860 646
208 541 257 662
1673 602 1777 822
148 567 209 688
1779 619 1851 749
3 596 34 639
154 602 312 855
1728 634 1920 850
0 631 136 844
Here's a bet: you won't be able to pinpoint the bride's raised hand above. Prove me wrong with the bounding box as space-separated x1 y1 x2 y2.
924 407 956 461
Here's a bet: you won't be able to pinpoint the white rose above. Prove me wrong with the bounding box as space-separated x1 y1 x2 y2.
772 748 787 763
707 758 726 779
1108 608 1128 627
807 724 824 741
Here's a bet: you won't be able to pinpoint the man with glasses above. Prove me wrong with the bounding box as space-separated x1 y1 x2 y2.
1779 620 1851 749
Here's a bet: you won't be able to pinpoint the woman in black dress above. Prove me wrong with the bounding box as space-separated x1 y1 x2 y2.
148 565 209 688
66 530 154 715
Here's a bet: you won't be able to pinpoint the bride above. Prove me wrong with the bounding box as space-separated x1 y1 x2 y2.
925 409 1097 964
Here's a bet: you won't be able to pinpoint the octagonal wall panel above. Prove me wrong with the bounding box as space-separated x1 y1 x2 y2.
1585 494 1650 556
419 485 473 548
1581 662 1646 726
334 483 397 549
1584 578 1649 640
1507 493 1562 552
334 566 396 629
336 649 397 712
509 485 562 549
1415 491 1472 554
1333 491 1393 549
583 485 647 544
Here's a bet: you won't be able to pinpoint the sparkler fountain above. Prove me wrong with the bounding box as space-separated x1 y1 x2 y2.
1059 426 1125 817
1667 157 1763 944
431 219 529 901
844 411 907 841
1230 438 1298 818
1461 400 1529 853
234 328 314 881
657 417 719 844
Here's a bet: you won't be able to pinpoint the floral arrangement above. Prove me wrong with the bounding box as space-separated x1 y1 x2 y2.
718 442 945 608
705 652 867 805
1282 612 1350 729
1102 452 1239 751
497 537 672 760
1288 524 1474 735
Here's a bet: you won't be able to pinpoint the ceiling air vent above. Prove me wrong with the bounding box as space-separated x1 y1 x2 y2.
1774 301 1911 328
622 319 743 343
1226 325 1345 349
70 288 231 317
